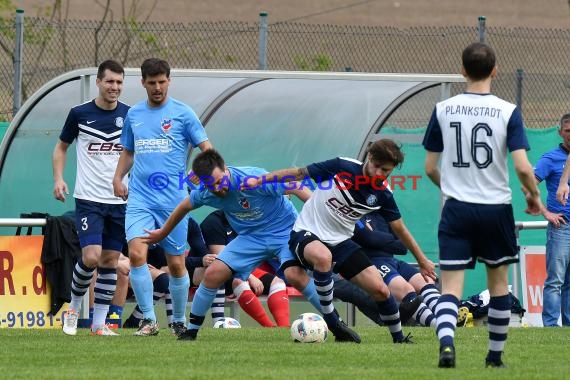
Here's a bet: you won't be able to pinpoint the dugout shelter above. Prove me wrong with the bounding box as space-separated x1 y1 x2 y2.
0 68 469 290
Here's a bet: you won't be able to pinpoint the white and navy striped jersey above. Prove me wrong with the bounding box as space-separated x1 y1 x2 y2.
60 99 130 204
422 93 529 204
293 157 401 245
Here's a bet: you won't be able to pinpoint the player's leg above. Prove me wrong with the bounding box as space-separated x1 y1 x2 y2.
436 269 465 367
289 234 332 315
282 264 321 312
233 276 275 327
65 245 100 335
91 204 124 335
190 266 225 325
159 211 190 336
406 274 438 328
124 268 173 329
485 265 510 368
127 238 156 334
181 236 253 340
435 199 474 368
410 271 440 313
164 252 189 335
386 275 434 327
262 271 290 327
332 274 383 325
63 200 103 336
148 267 175 330
90 248 120 335
372 258 421 325
125 208 156 335
392 261 436 327
211 281 229 326
480 202 519 368
341 253 409 343
107 253 130 324
305 242 335 317
288 231 360 342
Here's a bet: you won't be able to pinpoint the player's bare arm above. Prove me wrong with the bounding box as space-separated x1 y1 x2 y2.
142 197 194 244
52 140 70 202
389 218 437 281
531 179 566 227
197 140 213 152
556 154 570 205
242 167 309 189
424 151 441 188
511 149 542 215
112 149 134 201
285 186 312 203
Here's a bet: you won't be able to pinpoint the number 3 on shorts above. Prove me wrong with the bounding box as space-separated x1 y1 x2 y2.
81 217 88 231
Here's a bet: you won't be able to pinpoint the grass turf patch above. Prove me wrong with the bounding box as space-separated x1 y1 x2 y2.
1 326 568 379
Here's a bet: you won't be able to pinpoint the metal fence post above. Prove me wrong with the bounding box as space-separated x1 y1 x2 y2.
516 68 524 114
478 16 486 43
13 9 24 117
258 12 268 70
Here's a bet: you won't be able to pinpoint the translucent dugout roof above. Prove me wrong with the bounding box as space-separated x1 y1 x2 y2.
0 69 463 220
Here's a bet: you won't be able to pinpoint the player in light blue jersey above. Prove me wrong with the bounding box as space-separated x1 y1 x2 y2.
423 42 542 368
53 59 129 337
143 150 329 341
244 139 436 344
112 58 212 337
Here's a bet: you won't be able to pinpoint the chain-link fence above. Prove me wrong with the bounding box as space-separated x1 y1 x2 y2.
2 15 570 128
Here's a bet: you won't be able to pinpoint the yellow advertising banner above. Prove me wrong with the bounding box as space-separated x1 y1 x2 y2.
0 235 66 328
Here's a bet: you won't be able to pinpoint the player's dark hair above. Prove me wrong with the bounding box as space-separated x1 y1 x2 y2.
141 58 170 79
462 42 496 81
367 139 404 168
97 59 124 79
192 149 225 177
560 113 570 129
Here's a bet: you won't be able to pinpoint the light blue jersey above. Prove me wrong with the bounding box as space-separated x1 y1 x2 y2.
189 166 297 238
121 97 208 210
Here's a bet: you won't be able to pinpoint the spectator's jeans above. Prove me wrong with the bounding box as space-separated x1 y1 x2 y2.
542 223 570 326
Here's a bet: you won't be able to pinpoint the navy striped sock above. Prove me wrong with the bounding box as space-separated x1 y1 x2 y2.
69 259 95 311
313 270 335 316
377 295 403 342
420 283 440 313
92 267 117 329
435 294 459 348
487 294 512 362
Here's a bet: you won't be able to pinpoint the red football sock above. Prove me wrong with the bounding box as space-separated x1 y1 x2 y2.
238 290 275 327
268 289 290 327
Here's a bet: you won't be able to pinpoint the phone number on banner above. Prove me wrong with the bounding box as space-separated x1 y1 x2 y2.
0 311 62 328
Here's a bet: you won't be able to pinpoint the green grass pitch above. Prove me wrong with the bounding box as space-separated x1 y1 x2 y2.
1 325 569 379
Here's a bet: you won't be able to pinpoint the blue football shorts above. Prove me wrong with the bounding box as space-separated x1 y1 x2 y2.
217 233 294 281
438 198 518 270
125 206 188 255
370 256 419 284
74 198 125 251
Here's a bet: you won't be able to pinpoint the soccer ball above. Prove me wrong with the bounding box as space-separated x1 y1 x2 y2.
290 313 328 343
213 317 242 329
